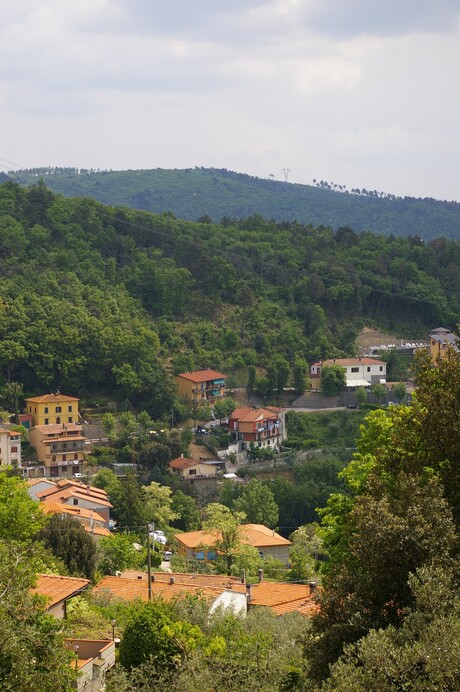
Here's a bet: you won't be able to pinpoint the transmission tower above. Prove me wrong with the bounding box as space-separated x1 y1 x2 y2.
282 168 290 183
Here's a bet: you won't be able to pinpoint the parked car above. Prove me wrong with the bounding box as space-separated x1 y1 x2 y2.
150 529 167 545
195 426 208 435
347 404 358 409
73 472 85 478
163 551 173 561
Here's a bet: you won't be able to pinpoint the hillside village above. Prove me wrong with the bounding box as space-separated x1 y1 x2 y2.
0 325 457 688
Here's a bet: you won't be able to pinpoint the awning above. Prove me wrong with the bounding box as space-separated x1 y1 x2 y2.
346 379 370 388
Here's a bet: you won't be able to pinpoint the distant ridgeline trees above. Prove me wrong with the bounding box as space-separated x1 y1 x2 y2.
0 180 459 416
9 166 460 240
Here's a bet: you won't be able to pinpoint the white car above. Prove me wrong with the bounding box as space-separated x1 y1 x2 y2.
150 530 167 545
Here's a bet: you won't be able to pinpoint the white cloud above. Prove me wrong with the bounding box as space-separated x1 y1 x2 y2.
1 1 460 201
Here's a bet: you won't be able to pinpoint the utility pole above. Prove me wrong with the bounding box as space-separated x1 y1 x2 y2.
147 524 152 602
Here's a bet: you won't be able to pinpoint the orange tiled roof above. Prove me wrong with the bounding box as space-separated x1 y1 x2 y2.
175 524 291 550
92 576 232 603
54 479 109 498
32 423 84 436
33 574 89 608
93 575 317 616
169 457 201 470
313 358 386 367
37 485 112 508
84 525 112 537
121 571 243 588
26 478 56 488
230 407 280 423
41 499 107 524
175 369 227 383
25 393 79 404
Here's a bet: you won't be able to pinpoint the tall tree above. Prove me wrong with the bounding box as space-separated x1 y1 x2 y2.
202 503 246 574
38 514 97 580
233 479 279 528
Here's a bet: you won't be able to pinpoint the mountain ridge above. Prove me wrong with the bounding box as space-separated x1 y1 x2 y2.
8 167 460 241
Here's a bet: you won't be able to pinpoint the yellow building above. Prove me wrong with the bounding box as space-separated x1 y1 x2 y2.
24 392 80 427
175 369 227 403
29 423 86 478
429 327 459 363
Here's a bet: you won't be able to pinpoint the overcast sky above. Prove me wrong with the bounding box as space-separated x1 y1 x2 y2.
1 1 459 201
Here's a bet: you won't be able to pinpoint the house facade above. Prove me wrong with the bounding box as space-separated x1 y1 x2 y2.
29 422 86 478
0 428 21 469
310 357 387 387
169 456 223 481
429 327 459 363
175 523 292 565
36 479 112 526
175 369 227 403
228 407 286 453
24 392 80 427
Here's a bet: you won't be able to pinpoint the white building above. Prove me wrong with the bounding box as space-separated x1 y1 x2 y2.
0 428 21 469
311 358 387 387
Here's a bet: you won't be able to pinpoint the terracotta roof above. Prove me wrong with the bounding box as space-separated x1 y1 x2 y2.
169 457 200 471
41 499 107 524
175 524 291 550
33 574 89 608
229 407 280 423
93 575 317 616
25 394 79 404
121 571 243 588
26 478 56 488
313 358 387 367
175 369 227 383
92 576 231 603
32 423 84 435
37 485 112 508
54 479 109 498
84 525 112 537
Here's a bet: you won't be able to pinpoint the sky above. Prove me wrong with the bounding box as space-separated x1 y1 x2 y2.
1 1 459 201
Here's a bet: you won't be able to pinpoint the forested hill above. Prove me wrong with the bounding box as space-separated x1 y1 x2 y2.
0 179 459 416
7 167 460 241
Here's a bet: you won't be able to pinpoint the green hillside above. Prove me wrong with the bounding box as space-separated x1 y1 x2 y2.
0 179 459 417
7 167 460 241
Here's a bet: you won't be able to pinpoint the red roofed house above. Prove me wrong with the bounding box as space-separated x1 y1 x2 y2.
228 406 286 458
93 571 317 618
174 369 227 403
310 357 387 388
169 456 224 481
36 479 112 526
175 523 292 565
33 573 90 619
33 573 116 690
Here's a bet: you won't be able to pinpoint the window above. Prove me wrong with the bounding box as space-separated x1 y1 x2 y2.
74 453 78 460
189 469 197 476
11 446 18 453
44 407 49 413
367 366 371 372
379 366 383 371
351 367 359 373
56 416 61 424
68 417 72 423
44 418 49 425
62 454 67 462
52 455 56 462
68 405 72 412
55 406 62 413
73 498 78 506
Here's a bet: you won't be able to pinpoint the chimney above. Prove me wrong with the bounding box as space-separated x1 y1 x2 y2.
241 569 246 584
86 485 91 494
169 576 175 585
246 584 253 602
258 569 263 583
309 581 317 595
